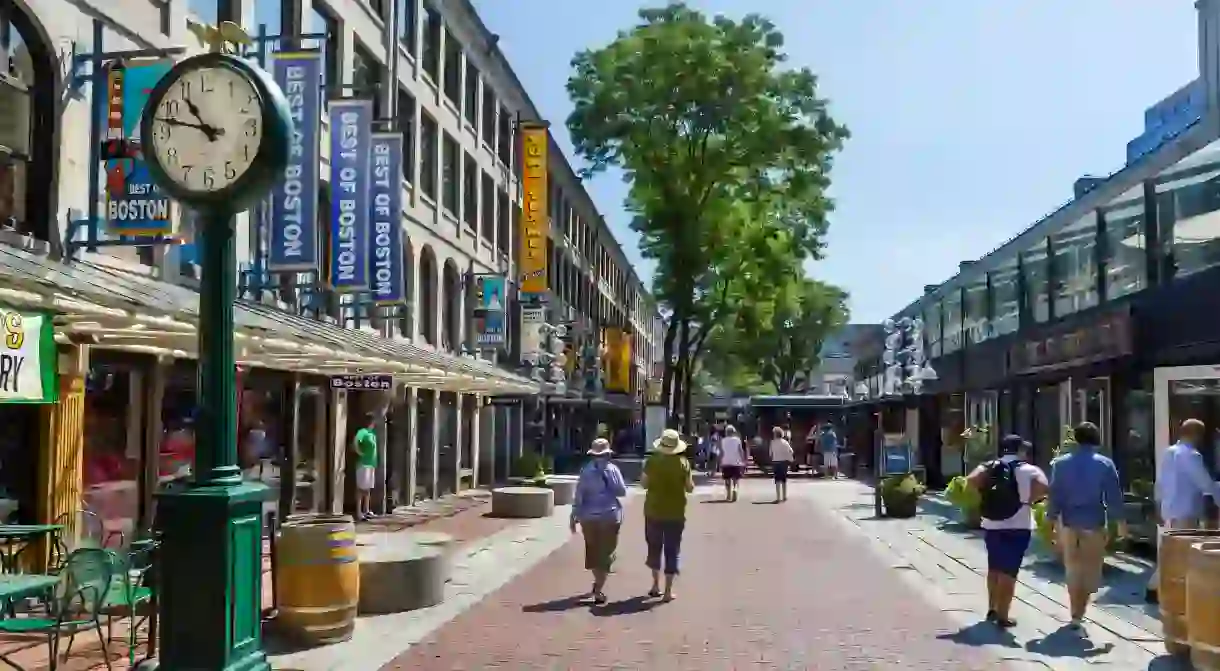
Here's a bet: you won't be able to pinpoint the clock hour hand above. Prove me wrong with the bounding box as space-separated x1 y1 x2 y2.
180 96 222 141
155 116 225 141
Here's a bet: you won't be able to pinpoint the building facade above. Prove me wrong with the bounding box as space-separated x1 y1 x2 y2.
0 0 658 543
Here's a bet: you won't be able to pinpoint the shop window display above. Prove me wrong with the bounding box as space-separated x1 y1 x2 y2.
82 367 139 543
1116 377 1154 543
0 404 38 523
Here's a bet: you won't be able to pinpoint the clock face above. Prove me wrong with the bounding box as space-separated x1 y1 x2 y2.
146 65 263 194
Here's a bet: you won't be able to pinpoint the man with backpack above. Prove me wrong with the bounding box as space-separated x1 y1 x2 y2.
967 434 1048 628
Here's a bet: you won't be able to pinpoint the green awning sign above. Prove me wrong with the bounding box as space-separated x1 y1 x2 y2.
0 307 57 404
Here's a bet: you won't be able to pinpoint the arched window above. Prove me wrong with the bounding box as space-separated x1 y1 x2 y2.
442 260 460 352
419 246 438 345
0 2 56 242
398 237 415 338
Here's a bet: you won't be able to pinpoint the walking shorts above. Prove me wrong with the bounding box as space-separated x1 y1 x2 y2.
983 528 1031 577
721 465 744 481
1060 526 1108 594
772 461 790 483
580 519 621 572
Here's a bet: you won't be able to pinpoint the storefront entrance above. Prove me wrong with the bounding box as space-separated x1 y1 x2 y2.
1154 365 1220 477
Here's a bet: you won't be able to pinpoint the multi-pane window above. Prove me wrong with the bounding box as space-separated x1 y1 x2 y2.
442 29 461 105
305 4 339 86
422 6 441 81
963 280 988 344
481 173 495 242
941 291 963 354
497 188 510 256
352 44 382 116
462 152 477 229
1101 185 1145 300
397 0 417 54
990 259 1020 336
1022 240 1050 323
481 89 496 147
464 62 479 128
441 132 459 216
420 113 438 200
511 201 521 263
1157 141 1220 280
398 88 416 184
1051 212 1099 318
497 105 511 164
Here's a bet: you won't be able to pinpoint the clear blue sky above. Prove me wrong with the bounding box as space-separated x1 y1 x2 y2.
471 0 1200 322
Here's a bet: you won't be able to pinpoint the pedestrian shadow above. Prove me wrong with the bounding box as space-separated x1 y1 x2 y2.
521 595 588 613
591 595 657 617
1024 625 1115 658
700 499 732 504
936 621 1020 648
751 500 780 505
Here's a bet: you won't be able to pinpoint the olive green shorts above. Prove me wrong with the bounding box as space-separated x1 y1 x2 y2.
581 519 621 572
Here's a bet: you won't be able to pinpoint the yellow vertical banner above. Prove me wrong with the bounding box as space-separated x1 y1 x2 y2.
606 328 633 393
519 124 549 296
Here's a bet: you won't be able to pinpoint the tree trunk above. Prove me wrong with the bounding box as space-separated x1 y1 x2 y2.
674 317 691 428
660 317 679 424
681 359 695 435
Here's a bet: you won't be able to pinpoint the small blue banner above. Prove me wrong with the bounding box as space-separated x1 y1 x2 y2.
368 133 405 304
475 274 506 348
328 99 373 292
881 442 912 477
268 51 322 271
105 59 173 236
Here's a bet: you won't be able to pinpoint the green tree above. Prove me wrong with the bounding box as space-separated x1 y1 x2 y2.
567 2 848 425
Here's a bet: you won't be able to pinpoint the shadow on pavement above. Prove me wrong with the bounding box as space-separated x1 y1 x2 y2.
751 500 780 505
591 595 657 617
700 499 732 504
522 595 588 613
1025 625 1114 658
935 620 1020 648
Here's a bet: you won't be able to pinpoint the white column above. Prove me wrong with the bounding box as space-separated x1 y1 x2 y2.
453 393 464 492
404 387 418 505
329 388 349 514
429 392 440 499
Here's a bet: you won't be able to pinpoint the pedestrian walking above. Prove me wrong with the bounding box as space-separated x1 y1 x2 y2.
967 434 1047 628
353 412 379 521
570 438 629 605
769 426 794 502
641 428 695 602
719 425 747 502
818 423 842 479
1046 421 1128 631
1147 418 1220 600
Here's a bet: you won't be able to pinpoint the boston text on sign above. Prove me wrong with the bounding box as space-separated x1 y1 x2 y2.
269 51 322 271
328 99 372 291
368 133 405 304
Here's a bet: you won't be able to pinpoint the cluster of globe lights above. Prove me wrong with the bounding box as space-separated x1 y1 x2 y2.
521 323 569 394
877 316 937 397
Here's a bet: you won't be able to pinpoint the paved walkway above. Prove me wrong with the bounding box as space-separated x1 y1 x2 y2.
380 479 1007 670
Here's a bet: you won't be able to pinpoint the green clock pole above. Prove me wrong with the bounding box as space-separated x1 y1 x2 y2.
137 27 293 671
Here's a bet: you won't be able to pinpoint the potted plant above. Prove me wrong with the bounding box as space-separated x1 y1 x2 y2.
880 473 925 518
945 475 982 527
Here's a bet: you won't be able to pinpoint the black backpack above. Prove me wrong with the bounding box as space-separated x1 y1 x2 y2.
979 459 1024 521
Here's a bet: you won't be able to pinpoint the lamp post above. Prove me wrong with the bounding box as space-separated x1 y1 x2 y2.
136 24 292 671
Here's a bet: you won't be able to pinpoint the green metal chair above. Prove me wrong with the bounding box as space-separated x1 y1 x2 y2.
0 547 115 671
101 541 156 665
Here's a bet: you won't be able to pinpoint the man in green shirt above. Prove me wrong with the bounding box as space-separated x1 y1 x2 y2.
642 429 695 602
353 413 379 521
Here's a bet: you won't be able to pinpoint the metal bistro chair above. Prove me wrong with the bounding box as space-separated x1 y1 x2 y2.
49 511 124 574
0 548 116 671
101 538 158 665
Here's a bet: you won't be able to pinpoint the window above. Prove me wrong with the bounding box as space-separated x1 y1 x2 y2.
481 173 495 241
441 132 459 216
305 4 339 86
497 189 510 256
1102 184 1146 300
1051 212 1099 318
497 105 511 164
250 0 281 44
398 88 416 184
367 0 385 20
1021 239 1050 323
397 0 417 54
352 44 382 116
990 259 1020 336
464 63 479 128
462 152 477 228
1157 139 1220 280
422 5 441 82
419 113 438 200
442 29 461 105
963 280 988 344
481 89 496 147
941 291 962 354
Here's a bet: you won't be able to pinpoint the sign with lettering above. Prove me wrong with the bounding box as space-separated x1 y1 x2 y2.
330 374 393 391
519 124 549 298
104 59 173 236
474 274 506 348
268 51 322 271
368 133 405 304
1009 308 1133 375
328 99 373 291
0 307 56 404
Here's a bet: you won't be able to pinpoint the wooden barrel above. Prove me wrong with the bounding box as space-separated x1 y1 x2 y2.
1161 529 1220 655
1190 541 1220 670
276 514 360 645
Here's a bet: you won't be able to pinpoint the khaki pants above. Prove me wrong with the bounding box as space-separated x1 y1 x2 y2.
1148 518 1201 590
1060 526 1108 595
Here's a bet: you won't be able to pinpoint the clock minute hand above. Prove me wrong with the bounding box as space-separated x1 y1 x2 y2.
155 117 226 142
180 96 221 141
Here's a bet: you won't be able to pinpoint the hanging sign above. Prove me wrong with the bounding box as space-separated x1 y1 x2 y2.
520 306 545 363
268 51 322 271
328 99 373 291
0 307 57 404
604 328 633 393
330 374 393 391
518 124 548 299
104 59 173 236
474 274 506 348
368 132 405 304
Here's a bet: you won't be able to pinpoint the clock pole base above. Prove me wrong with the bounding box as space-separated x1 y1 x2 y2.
154 481 272 671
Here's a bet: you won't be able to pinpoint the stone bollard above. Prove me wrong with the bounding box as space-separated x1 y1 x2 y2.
357 542 446 614
491 486 555 518
545 475 579 506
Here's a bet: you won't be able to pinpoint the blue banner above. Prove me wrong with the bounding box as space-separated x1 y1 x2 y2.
268 51 322 271
475 274 505 347
328 99 373 291
369 133 405 304
105 59 173 236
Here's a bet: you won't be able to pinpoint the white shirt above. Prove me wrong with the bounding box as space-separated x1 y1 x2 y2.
719 436 746 467
1157 441 1220 522
975 455 1048 531
769 438 794 463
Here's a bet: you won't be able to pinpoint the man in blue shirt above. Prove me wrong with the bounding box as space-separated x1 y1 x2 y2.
818 424 841 479
1047 421 1128 630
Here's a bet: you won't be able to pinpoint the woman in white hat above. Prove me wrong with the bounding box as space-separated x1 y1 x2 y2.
570 437 628 605
641 429 695 602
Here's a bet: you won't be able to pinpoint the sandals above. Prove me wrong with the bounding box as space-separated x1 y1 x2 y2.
647 588 661 598
593 592 608 605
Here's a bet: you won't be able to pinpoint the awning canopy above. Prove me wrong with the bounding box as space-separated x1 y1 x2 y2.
0 244 538 396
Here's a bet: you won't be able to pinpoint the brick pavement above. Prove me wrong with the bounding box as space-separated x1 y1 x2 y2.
381 479 1009 670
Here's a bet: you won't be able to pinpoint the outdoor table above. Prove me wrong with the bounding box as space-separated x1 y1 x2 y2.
0 573 58 621
0 525 63 574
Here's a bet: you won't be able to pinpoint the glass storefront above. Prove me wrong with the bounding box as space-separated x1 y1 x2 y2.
941 292 962 354
1052 212 1099 317
1022 241 1050 324
1157 139 1220 281
991 259 1019 336
963 280 987 344
1102 184 1146 299
82 364 140 543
